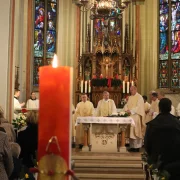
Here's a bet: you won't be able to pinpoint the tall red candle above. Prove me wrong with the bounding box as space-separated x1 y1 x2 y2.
39 57 72 170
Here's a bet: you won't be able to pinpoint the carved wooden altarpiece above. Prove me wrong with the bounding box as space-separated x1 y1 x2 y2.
76 22 137 108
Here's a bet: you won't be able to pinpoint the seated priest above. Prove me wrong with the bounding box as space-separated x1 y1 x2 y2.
95 91 117 116
26 91 39 109
123 86 145 152
74 94 94 148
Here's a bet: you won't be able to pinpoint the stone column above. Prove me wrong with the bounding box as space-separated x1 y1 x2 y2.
82 124 90 152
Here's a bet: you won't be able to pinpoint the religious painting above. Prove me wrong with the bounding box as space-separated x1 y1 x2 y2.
171 31 180 58
35 0 45 29
34 29 44 57
171 2 180 31
33 58 43 86
46 30 56 58
47 2 57 30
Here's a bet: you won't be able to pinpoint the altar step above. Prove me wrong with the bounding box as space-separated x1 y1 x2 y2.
72 153 144 180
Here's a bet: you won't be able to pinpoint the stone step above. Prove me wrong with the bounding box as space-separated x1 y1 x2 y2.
74 167 143 174
74 162 142 168
76 173 144 179
72 155 141 161
74 160 141 164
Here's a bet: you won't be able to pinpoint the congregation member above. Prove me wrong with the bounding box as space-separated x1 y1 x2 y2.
96 91 117 116
145 98 180 180
74 94 94 148
18 111 38 168
145 92 159 122
0 131 14 180
0 106 16 142
26 91 39 109
14 89 25 109
157 91 175 115
123 86 145 152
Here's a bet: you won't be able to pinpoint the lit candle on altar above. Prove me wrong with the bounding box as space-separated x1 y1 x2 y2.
89 80 91 93
132 81 134 86
123 81 125 93
85 81 87 93
127 81 130 93
81 80 83 93
39 54 72 169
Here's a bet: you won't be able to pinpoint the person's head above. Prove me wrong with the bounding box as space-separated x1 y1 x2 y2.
26 111 38 125
159 98 172 113
130 86 137 96
103 91 109 101
157 91 165 100
10 142 21 158
14 89 20 97
31 91 37 100
81 94 88 102
0 106 4 119
142 95 148 103
151 92 158 101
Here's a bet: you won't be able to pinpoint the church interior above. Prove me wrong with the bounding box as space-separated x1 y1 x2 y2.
1 0 180 179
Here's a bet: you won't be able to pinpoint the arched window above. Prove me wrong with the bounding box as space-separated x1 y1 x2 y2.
159 0 180 89
33 0 57 87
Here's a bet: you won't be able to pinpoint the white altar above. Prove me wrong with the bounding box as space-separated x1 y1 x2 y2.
76 117 135 153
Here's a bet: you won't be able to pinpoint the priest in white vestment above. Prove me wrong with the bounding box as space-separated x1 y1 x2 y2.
123 86 145 152
96 91 117 116
74 94 94 147
145 92 159 122
157 91 176 116
26 92 39 109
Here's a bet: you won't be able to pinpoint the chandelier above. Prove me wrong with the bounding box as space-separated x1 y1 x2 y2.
73 0 131 19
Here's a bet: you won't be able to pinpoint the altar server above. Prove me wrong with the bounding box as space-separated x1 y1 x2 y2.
96 91 117 116
74 94 94 147
14 89 25 109
26 92 39 109
123 86 145 152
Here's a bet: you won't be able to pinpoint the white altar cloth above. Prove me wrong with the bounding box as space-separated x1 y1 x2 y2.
76 116 135 126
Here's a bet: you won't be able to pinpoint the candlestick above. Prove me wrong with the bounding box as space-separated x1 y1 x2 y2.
88 80 91 93
132 81 134 86
123 81 125 93
85 81 87 93
81 80 83 93
127 81 130 93
39 54 72 170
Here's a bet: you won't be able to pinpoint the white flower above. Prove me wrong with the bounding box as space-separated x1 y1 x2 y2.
120 111 125 116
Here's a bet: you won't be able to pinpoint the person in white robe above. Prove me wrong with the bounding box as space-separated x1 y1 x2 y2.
74 94 94 146
26 92 39 109
96 91 117 116
176 103 180 117
157 91 176 116
142 95 151 114
145 92 159 122
14 89 25 109
123 86 145 152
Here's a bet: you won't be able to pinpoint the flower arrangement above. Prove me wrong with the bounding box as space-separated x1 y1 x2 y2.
12 113 27 130
118 111 129 117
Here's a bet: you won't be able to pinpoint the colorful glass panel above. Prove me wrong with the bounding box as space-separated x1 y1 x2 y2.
171 60 180 87
33 58 43 86
34 29 44 57
160 0 168 4
33 0 57 86
159 61 169 88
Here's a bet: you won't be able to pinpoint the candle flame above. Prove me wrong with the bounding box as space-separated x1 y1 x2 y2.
52 54 58 68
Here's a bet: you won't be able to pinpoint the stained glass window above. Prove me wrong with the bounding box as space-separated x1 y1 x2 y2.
33 0 57 87
159 0 180 88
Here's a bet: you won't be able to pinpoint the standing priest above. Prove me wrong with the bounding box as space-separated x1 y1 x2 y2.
74 94 94 148
95 91 117 116
123 86 145 152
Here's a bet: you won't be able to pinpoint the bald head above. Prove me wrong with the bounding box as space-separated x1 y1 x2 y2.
130 86 137 95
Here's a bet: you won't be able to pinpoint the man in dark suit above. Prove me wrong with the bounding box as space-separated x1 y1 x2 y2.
144 98 180 180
